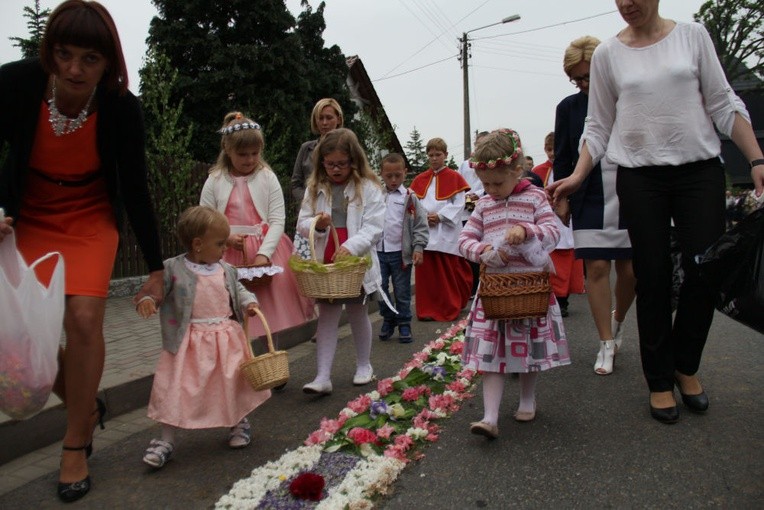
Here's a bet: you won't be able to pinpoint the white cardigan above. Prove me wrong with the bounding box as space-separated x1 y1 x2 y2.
200 166 285 259
297 179 385 296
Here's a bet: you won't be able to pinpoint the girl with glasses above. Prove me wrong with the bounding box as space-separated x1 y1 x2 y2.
296 128 385 395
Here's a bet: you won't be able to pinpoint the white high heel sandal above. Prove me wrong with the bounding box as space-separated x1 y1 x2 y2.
611 311 625 351
594 340 615 375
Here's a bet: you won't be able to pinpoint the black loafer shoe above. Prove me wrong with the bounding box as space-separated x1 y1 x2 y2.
650 404 679 424
674 377 709 413
679 391 709 413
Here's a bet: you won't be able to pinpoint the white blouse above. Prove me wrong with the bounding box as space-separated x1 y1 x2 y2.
583 21 749 168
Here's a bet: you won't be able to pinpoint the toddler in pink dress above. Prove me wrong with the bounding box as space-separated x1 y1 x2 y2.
137 206 270 468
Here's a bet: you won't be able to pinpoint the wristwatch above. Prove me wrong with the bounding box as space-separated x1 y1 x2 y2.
751 159 764 168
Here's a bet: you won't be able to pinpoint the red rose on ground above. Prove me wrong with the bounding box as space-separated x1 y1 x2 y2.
289 472 325 501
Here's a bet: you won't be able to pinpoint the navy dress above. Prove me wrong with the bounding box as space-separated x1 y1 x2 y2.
553 91 631 260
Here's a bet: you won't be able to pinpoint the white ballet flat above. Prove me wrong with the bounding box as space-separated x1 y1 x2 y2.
302 380 333 395
612 311 625 351
352 365 375 385
594 340 615 375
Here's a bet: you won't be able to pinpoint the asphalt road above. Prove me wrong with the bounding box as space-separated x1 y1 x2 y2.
1 294 761 509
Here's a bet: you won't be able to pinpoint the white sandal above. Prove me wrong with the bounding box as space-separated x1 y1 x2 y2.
612 311 625 351
228 418 251 449
594 340 615 375
143 439 174 468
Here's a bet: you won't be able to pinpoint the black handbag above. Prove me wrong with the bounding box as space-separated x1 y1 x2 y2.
696 208 764 334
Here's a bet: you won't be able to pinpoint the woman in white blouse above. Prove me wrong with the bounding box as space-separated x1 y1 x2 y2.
549 0 764 424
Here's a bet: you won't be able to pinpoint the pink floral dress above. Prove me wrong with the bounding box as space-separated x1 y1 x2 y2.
459 182 571 374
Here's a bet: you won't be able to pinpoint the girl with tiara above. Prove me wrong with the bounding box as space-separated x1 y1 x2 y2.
200 112 315 351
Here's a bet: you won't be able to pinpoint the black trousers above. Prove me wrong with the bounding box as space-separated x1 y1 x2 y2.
616 159 725 392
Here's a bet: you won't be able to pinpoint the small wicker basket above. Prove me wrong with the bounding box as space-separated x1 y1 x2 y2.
236 241 272 292
291 216 366 300
239 308 289 391
478 265 551 320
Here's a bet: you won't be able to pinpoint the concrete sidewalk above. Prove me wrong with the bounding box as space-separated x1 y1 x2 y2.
0 294 320 467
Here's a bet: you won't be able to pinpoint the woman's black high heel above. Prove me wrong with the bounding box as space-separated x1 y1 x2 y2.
85 398 107 458
57 444 91 503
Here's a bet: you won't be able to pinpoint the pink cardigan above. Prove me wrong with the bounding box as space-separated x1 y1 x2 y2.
458 183 560 273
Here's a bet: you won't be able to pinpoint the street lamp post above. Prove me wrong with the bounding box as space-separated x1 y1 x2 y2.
461 14 521 159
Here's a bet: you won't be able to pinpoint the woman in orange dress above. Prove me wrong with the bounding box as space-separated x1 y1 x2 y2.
0 1 163 502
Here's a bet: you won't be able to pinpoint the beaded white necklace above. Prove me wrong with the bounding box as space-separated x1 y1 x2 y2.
47 77 96 136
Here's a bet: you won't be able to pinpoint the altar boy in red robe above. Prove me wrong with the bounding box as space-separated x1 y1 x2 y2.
410 137 473 321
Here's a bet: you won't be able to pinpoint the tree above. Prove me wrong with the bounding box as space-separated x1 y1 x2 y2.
293 1 356 127
447 155 458 170
144 0 353 181
8 1 50 59
405 127 427 175
139 46 196 233
694 0 763 85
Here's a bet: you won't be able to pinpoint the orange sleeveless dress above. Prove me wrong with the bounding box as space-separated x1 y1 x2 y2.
14 102 118 297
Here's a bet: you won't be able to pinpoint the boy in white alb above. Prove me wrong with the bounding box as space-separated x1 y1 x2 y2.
410 137 473 321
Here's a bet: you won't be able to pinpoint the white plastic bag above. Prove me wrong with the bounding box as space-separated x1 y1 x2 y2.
0 226 65 420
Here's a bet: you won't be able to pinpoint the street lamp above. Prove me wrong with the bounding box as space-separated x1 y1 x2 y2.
461 14 521 159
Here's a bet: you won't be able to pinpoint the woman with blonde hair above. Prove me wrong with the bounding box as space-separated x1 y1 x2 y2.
553 35 636 377
290 98 345 212
290 98 345 260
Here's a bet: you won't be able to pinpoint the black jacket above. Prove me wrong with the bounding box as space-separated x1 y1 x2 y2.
0 58 162 271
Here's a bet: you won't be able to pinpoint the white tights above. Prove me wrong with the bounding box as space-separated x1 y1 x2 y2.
313 302 372 383
480 372 538 425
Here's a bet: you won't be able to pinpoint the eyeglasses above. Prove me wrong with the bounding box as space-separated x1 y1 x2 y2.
570 73 590 85
323 160 351 170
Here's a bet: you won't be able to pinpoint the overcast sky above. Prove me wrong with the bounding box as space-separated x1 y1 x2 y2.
0 0 708 162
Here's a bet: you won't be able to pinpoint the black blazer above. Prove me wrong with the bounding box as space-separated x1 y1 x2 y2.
553 91 602 219
0 58 162 271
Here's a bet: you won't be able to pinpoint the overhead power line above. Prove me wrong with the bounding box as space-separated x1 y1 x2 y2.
379 0 491 79
374 54 458 82
374 10 619 83
473 10 618 41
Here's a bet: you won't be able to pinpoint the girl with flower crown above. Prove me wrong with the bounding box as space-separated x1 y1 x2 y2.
200 112 314 354
458 129 570 439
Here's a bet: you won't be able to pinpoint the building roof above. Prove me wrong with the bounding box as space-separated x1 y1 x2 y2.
345 55 408 165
